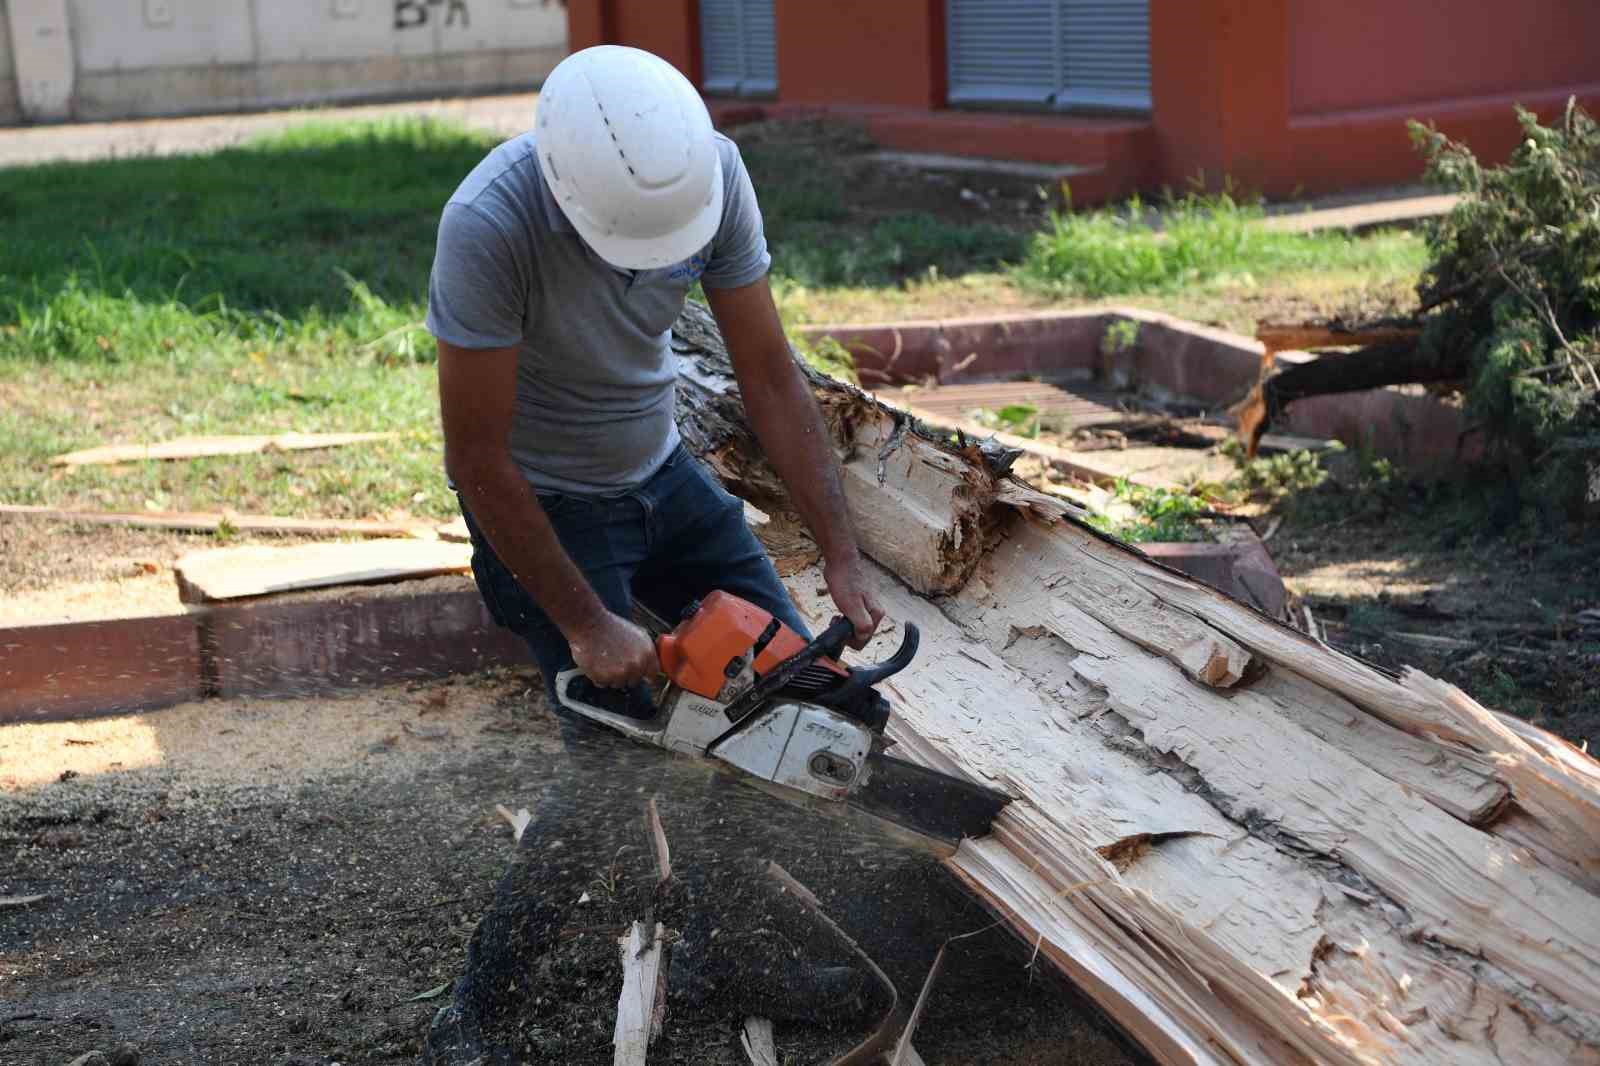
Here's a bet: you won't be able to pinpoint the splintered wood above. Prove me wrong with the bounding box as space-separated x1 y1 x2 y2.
668 301 1600 1066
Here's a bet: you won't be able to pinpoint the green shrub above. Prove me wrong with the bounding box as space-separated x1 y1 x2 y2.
1410 99 1600 515
1087 479 1211 543
1219 437 1334 499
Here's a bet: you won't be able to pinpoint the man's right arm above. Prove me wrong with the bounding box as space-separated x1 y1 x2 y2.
436 339 657 688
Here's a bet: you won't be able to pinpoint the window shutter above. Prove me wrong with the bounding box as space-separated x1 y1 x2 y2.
700 0 777 97
1058 0 1150 110
700 0 744 95
948 0 1150 113
947 0 1058 106
741 0 778 96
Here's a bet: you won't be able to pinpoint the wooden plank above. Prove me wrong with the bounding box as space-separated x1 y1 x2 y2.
614 921 666 1066
174 542 471 603
0 504 432 540
50 431 397 467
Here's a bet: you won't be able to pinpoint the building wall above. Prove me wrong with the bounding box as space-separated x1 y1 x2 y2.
565 0 1600 200
1289 0 1600 117
774 0 944 110
5 0 566 124
0 1 17 124
565 0 699 81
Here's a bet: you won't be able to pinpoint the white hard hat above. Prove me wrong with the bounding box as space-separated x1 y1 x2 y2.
536 45 723 270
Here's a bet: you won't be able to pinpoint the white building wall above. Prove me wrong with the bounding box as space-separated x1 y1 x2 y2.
72 1 255 72
3 0 567 124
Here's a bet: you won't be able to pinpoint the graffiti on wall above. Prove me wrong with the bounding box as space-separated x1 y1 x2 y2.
395 0 470 30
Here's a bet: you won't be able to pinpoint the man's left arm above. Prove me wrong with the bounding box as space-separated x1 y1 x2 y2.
705 278 885 648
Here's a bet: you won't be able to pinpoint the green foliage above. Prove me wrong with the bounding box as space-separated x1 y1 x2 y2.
796 334 859 384
1101 318 1140 355
1013 194 1425 297
1219 437 1335 500
1410 99 1600 514
968 403 1041 438
1087 479 1211 544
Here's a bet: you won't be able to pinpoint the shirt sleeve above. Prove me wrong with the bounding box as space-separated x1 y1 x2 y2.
700 138 772 291
425 202 527 350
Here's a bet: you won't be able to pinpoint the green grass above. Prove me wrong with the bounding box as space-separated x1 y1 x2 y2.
0 117 495 521
0 115 1432 525
1015 194 1428 297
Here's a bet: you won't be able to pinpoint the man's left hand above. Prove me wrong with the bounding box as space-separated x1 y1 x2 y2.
824 551 885 650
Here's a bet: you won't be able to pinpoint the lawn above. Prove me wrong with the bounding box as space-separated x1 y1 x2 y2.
0 115 1428 524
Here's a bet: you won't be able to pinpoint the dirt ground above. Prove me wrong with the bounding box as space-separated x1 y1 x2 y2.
1267 498 1599 745
1 668 1142 1066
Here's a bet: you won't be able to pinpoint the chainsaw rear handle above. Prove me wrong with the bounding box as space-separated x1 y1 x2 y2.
845 621 919 687
807 620 919 716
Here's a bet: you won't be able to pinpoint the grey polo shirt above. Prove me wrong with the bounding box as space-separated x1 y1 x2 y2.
426 132 770 494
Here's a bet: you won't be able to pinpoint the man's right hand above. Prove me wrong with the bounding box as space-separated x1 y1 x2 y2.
567 612 660 689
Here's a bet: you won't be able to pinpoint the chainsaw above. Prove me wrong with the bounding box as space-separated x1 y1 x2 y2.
555 591 1010 849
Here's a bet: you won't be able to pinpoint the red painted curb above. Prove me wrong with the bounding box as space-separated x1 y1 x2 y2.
798 307 1475 471
0 614 201 724
1142 534 1287 621
204 589 527 699
0 586 529 726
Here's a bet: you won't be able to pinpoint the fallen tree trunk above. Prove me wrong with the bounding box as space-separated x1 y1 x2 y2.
671 301 1600 1066
1234 337 1467 456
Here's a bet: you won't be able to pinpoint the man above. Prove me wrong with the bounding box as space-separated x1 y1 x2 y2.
426 45 883 720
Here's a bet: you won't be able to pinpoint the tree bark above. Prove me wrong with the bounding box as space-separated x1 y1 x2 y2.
672 301 1600 1066
1235 338 1468 456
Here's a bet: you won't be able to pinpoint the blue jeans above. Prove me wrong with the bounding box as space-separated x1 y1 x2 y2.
460 445 811 710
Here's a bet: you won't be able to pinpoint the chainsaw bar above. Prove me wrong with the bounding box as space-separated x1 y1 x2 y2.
849 753 1011 849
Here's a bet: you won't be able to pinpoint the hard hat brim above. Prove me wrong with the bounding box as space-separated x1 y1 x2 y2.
568 154 726 272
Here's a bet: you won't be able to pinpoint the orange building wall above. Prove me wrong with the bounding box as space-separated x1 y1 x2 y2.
774 0 945 109
1289 0 1600 117
567 0 1600 202
565 0 700 83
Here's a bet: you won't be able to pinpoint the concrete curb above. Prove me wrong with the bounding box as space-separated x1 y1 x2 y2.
1 581 527 725
797 308 1473 471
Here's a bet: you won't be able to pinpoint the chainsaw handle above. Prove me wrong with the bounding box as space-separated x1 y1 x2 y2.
817 615 859 661
848 622 920 687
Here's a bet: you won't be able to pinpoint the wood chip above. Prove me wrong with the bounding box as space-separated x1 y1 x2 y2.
740 1017 777 1066
613 921 666 1066
495 805 531 843
0 894 48 909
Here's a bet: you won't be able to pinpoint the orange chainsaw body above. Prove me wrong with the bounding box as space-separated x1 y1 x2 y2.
655 590 846 700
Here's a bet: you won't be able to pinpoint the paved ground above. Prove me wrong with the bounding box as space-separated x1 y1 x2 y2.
0 92 539 168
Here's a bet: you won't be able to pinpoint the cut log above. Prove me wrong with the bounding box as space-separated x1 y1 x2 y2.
173 541 471 602
49 430 397 466
668 301 1600 1066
